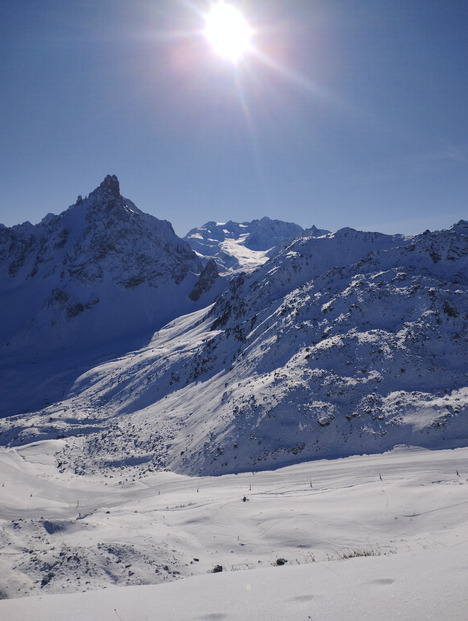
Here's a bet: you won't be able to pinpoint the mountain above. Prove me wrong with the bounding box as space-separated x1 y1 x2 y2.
0 175 222 361
1 195 467 613
184 217 329 274
1 220 466 476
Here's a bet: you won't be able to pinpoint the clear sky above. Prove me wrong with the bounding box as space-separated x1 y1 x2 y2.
1 0 467 236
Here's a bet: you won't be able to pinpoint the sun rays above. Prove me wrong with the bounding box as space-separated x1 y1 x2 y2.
204 2 253 63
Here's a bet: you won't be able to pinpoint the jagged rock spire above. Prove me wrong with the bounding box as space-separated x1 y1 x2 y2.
99 174 120 198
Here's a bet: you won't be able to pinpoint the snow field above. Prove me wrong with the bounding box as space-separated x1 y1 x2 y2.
2 545 467 621
1 443 467 619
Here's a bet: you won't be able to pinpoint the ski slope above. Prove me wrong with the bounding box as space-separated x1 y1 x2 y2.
1 442 467 619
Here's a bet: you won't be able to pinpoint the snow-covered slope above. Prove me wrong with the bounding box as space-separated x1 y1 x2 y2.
0 441 467 619
0 175 221 361
1 210 467 616
184 217 328 274
2 221 466 476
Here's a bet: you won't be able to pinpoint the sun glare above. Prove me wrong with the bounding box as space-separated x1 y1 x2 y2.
204 2 253 62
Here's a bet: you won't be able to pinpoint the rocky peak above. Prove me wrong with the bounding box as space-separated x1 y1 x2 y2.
451 219 468 235
98 174 120 198
243 217 304 251
83 175 124 216
0 176 212 361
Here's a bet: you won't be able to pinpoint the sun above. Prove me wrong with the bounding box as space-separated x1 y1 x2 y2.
204 2 253 63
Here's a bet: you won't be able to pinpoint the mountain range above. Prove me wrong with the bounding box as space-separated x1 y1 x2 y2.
1 176 467 476
184 218 329 274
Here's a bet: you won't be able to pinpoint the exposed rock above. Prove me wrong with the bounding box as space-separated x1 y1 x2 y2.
189 259 219 301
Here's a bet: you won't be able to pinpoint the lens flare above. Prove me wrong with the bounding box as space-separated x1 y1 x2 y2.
204 2 253 62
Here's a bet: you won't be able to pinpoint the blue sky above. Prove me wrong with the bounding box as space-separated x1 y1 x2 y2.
1 0 467 236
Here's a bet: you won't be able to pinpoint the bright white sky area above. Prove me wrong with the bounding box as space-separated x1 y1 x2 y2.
1 442 467 619
1 0 467 235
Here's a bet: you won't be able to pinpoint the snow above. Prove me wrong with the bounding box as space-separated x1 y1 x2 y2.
218 235 271 271
183 218 322 274
1 179 467 618
1 444 467 619
3 548 468 621
0 175 212 365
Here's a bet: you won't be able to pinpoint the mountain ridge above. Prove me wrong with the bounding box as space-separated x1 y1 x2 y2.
1 197 466 475
184 217 329 274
